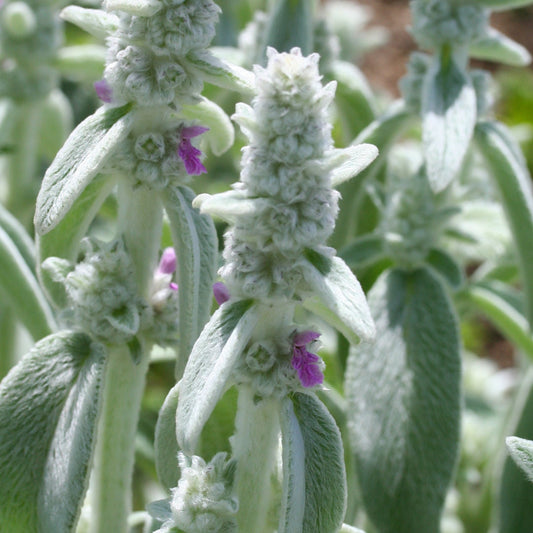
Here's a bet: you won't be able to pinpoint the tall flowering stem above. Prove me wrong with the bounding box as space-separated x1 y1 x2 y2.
170 48 377 533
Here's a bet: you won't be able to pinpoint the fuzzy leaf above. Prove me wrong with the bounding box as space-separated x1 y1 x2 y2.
60 6 119 39
35 104 133 235
470 28 531 66
498 368 533 533
328 144 379 187
194 190 266 223
154 382 180 490
37 174 117 309
475 121 533 329
345 267 461 533
506 436 533 483
104 0 162 16
0 332 106 533
181 97 234 156
422 56 476 192
0 97 16 148
259 0 313 63
176 300 258 454
279 393 346 533
185 50 254 94
162 186 218 377
0 226 56 340
301 249 375 344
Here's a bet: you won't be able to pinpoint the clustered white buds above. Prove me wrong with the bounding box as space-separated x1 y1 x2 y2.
220 48 339 301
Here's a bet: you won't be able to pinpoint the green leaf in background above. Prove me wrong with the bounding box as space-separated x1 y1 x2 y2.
0 332 106 533
301 250 375 344
38 89 74 161
35 103 133 235
329 60 376 143
497 367 533 533
0 202 36 272
345 267 461 533
162 185 218 378
55 44 106 83
339 233 386 270
506 436 533 483
176 299 258 454
425 247 464 289
469 28 531 67
0 225 56 340
279 393 346 533
37 173 117 309
475 0 533 10
0 97 16 149
422 55 477 192
475 120 533 330
258 0 313 64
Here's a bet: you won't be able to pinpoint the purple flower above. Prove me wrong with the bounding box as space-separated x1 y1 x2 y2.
94 79 113 103
158 247 177 276
213 281 230 305
291 331 324 388
178 126 209 175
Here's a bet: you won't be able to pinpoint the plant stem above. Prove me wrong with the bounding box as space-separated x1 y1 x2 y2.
232 385 281 533
89 344 151 533
0 305 16 380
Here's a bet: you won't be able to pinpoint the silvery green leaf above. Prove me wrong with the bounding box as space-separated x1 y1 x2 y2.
0 225 56 340
35 104 133 235
55 45 106 83
38 90 73 160
345 267 461 533
329 60 376 142
0 202 35 272
425 248 463 289
259 0 313 63
181 97 234 156
104 0 162 16
328 144 379 187
497 368 533 533
476 0 533 10
105 302 140 336
154 382 180 490
339 233 386 269
422 56 477 192
461 284 533 358
185 50 254 95
194 190 266 223
340 526 366 533
147 499 173 523
0 332 106 533
470 28 531 66
506 436 533 483
37 174 117 309
301 249 375 344
176 300 258 454
162 186 218 376
60 6 119 39
475 121 533 329
279 393 346 533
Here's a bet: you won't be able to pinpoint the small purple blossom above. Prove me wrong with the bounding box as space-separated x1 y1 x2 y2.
158 247 177 275
178 126 209 175
213 281 230 305
94 79 113 103
291 331 324 388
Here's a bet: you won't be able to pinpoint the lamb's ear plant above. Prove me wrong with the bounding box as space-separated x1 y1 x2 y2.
153 47 378 533
0 0 251 530
340 0 533 532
